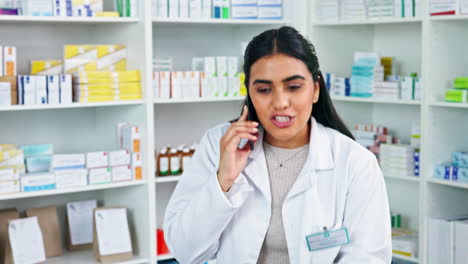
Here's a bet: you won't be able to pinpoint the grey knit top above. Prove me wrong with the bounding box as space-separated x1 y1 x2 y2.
257 141 310 264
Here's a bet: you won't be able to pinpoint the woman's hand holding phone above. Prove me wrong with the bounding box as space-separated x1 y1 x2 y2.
217 105 258 192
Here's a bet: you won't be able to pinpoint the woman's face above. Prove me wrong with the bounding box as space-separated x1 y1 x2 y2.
249 53 319 148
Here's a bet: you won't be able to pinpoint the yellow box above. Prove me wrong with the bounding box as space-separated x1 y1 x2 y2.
76 93 142 102
96 45 127 71
74 71 141 83
95 11 119 17
75 89 116 97
64 45 98 60
0 149 23 162
65 61 97 74
0 144 16 151
31 60 63 75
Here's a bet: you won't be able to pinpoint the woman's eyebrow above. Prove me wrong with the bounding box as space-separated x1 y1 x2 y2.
282 75 305 82
253 79 272 85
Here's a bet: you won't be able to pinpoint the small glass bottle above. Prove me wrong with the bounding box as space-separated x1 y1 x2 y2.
156 147 169 177
169 148 181 175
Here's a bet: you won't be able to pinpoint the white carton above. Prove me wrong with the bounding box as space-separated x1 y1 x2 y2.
47 75 60 104
112 165 132 182
60 74 72 104
89 167 111 184
0 180 20 194
86 151 109 169
35 75 47 105
52 154 86 170
55 168 88 189
109 150 131 166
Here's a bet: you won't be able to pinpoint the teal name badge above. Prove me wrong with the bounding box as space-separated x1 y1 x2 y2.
306 227 350 251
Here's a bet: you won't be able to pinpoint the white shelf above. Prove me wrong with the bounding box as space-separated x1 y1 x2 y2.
314 17 422 26
154 97 244 104
0 16 139 23
0 100 144 112
45 250 147 264
384 175 421 183
430 101 468 109
155 176 181 183
429 15 468 21
157 254 175 261
331 96 421 105
152 17 289 25
427 178 468 189
0 180 146 201
392 253 419 263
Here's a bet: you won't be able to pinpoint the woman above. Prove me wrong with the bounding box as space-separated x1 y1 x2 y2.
164 26 391 264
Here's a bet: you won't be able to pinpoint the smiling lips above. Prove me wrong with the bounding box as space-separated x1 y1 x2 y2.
271 115 295 128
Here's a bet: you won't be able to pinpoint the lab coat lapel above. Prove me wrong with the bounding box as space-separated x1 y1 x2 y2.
241 127 271 201
287 118 335 199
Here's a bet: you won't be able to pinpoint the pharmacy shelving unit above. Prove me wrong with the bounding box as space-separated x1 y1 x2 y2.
151 1 308 262
309 0 468 263
308 1 424 263
0 0 154 263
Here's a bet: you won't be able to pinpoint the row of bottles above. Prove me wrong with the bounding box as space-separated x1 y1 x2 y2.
156 143 197 176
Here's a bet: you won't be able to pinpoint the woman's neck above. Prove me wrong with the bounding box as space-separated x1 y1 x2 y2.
264 122 311 149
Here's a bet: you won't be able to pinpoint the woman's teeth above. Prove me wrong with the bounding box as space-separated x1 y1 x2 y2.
275 116 291 123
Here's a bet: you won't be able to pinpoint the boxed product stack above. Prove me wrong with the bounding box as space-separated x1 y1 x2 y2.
51 153 88 189
400 74 422 101
325 73 351 97
73 70 142 103
0 76 17 106
340 0 367 21
462 0 468 14
433 151 468 182
350 52 384 98
373 81 399 100
118 123 143 181
367 0 394 20
315 0 339 22
445 77 468 103
64 45 127 73
352 124 402 158
154 56 241 100
380 144 417 177
257 0 282 19
392 228 418 259
428 216 468 264
395 0 421 18
430 0 456 15
154 0 282 20
231 0 258 19
0 145 24 194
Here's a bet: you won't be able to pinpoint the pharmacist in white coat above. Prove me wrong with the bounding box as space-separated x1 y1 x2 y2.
164 26 392 264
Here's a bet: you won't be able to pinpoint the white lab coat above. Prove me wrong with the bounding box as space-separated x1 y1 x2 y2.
164 118 392 264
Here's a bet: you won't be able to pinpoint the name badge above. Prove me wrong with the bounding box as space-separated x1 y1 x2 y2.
306 227 350 251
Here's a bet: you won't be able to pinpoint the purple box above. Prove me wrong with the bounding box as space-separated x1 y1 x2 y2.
0 8 19 15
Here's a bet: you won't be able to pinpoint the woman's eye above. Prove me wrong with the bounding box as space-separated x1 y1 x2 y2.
257 88 272 94
288 85 302 90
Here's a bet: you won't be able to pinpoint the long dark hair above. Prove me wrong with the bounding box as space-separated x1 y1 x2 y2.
239 26 354 140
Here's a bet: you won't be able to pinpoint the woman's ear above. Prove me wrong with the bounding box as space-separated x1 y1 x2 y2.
313 81 320 103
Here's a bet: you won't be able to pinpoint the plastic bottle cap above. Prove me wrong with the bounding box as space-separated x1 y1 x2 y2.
183 148 190 153
170 148 177 154
160 147 167 154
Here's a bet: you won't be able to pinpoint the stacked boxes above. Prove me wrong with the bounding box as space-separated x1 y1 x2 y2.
0 145 24 194
430 0 456 15
118 123 142 181
350 52 384 98
15 74 72 105
367 0 394 20
392 229 418 258
153 56 242 100
433 151 468 183
380 144 418 177
315 0 339 22
445 77 468 103
340 0 367 21
155 0 282 19
64 45 127 73
0 76 17 106
73 70 142 102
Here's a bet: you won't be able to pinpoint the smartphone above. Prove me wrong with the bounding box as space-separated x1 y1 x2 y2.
238 99 255 150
